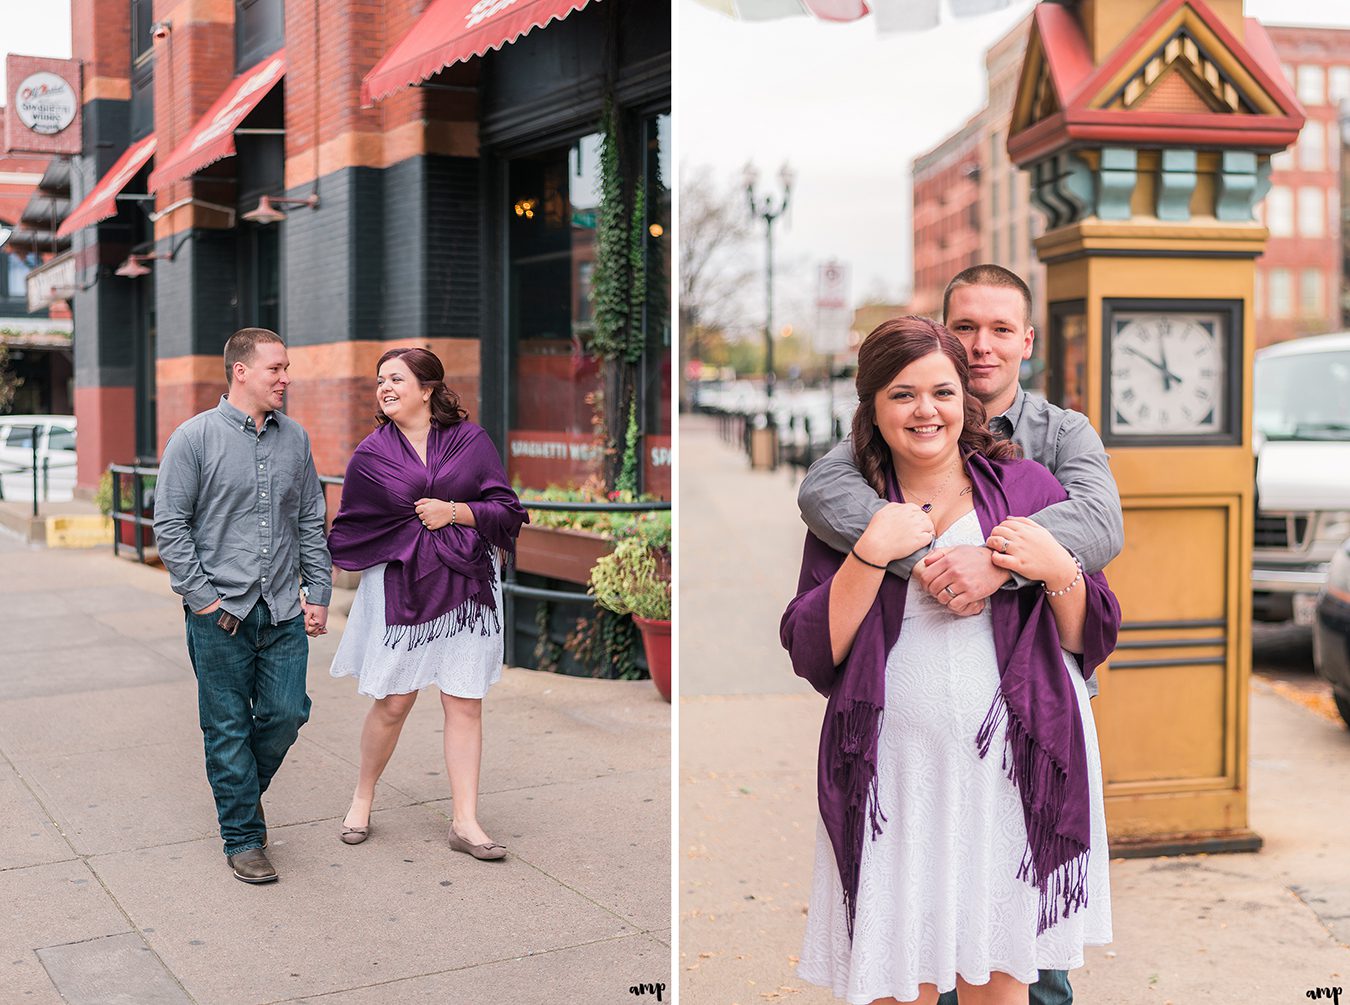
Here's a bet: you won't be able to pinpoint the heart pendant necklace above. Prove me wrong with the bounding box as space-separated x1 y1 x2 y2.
900 461 959 513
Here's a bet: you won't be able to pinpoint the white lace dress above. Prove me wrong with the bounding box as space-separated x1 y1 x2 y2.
329 563 504 700
797 510 1111 1003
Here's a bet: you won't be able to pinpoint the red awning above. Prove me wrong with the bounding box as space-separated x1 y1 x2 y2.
148 51 285 193
55 135 157 238
361 0 595 106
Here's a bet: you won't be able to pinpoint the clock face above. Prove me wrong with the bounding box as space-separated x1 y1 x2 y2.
1108 311 1227 437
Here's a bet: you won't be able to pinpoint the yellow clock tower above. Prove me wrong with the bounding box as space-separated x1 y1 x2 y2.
1007 0 1304 852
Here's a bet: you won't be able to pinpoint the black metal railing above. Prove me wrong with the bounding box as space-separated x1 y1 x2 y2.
109 463 159 563
0 424 47 517
705 404 845 474
107 463 671 665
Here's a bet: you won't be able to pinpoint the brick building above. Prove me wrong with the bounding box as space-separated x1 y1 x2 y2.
1258 25 1350 347
910 112 983 317
60 0 670 496
1 106 75 416
982 15 1046 341
912 18 1350 356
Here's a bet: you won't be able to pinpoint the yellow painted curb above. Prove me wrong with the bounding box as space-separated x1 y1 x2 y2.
45 515 114 548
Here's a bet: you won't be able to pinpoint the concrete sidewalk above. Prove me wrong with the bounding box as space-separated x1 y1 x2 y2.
678 413 1350 1004
1 534 670 1004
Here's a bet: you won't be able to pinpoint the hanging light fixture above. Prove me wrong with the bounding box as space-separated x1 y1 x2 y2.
114 252 170 278
242 193 321 225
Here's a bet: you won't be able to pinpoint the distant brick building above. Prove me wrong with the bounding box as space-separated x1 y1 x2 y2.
912 18 1350 354
1258 25 1350 346
911 113 983 317
982 15 1046 340
61 0 670 495
1 107 74 415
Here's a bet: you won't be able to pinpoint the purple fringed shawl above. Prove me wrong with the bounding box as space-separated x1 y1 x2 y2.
328 421 528 650
780 451 1121 940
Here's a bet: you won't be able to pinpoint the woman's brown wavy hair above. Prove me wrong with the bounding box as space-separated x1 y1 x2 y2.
851 316 1020 496
374 347 469 428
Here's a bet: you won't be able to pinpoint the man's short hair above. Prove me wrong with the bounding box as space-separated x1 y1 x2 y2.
942 264 1033 328
224 328 284 384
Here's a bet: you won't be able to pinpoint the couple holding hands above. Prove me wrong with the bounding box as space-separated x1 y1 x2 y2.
154 331 527 885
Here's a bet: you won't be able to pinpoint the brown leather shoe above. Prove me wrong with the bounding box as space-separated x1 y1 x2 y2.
227 847 278 884
448 823 507 861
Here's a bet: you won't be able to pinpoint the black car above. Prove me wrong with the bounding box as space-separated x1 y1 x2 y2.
1314 536 1350 729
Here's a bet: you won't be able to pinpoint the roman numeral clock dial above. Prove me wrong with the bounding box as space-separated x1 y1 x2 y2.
1104 306 1234 444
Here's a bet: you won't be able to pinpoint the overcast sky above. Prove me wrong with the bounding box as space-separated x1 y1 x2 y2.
679 0 1350 328
0 2 73 95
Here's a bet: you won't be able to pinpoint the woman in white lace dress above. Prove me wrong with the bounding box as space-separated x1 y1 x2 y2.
781 318 1120 1005
327 348 526 859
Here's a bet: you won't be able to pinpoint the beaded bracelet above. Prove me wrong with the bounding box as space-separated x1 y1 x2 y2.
1044 558 1083 597
850 547 887 571
450 500 458 527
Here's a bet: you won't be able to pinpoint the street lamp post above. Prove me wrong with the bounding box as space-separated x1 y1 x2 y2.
744 162 793 400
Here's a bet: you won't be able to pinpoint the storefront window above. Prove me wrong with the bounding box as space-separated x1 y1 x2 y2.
642 112 672 498
505 114 670 498
1 251 40 308
506 133 605 492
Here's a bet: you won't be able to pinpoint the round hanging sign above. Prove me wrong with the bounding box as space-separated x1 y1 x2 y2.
14 71 78 136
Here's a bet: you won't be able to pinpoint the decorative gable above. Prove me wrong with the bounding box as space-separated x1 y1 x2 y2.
1008 0 1303 168
1088 6 1275 116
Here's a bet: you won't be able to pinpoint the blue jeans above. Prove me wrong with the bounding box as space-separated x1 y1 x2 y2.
185 601 310 855
936 970 1071 1005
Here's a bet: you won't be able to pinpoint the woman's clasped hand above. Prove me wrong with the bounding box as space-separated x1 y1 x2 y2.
858 502 935 566
986 515 1079 591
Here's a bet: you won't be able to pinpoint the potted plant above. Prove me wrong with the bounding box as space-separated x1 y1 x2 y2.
588 518 672 702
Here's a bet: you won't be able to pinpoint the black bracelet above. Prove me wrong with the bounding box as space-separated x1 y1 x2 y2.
850 547 887 570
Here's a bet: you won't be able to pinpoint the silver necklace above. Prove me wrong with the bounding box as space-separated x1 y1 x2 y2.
899 461 960 513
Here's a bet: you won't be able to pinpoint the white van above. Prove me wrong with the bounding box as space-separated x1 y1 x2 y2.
1252 334 1350 623
0 415 77 502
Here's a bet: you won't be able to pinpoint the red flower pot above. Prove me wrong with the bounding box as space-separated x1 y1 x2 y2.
632 614 671 702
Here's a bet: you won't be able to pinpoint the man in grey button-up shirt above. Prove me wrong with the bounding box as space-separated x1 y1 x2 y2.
154 328 331 884
797 266 1123 1005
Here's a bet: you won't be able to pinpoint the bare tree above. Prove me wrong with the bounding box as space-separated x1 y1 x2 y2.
678 164 755 409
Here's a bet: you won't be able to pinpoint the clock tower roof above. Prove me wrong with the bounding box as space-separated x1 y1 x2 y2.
1008 0 1304 167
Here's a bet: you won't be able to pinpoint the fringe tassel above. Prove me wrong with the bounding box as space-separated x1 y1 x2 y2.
834 698 886 941
383 594 502 651
976 688 1091 936
383 545 508 652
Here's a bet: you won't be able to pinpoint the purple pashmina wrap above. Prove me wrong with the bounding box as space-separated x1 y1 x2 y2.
780 451 1121 939
328 421 528 649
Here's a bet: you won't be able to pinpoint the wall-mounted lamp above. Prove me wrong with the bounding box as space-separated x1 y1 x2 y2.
150 20 172 40
114 252 170 278
513 198 538 219
242 193 320 225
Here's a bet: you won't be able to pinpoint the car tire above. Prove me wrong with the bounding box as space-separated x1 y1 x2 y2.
1335 691 1350 731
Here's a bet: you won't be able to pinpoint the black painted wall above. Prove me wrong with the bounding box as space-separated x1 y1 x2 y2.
71 98 137 389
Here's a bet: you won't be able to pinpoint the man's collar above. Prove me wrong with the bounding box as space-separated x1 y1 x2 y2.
217 394 276 431
996 384 1027 426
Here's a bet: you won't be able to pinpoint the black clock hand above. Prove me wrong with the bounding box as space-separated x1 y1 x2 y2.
1157 335 1173 391
1123 345 1184 390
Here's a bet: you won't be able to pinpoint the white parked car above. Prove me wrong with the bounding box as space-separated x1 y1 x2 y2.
0 415 77 502
1252 334 1350 624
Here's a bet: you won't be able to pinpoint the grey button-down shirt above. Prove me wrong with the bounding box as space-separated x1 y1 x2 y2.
154 396 332 623
798 385 1125 581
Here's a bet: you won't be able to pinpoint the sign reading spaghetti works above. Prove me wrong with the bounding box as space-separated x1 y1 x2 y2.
4 55 82 156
